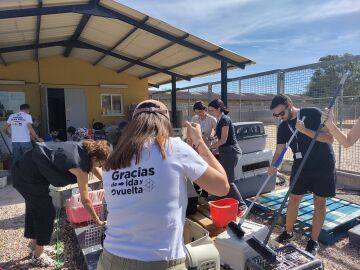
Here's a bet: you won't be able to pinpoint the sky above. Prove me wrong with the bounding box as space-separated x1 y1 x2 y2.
119 0 360 90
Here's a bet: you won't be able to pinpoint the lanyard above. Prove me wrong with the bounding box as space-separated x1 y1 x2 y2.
287 109 301 153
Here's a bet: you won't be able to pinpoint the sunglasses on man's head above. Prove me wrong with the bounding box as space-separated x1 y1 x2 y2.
273 105 288 117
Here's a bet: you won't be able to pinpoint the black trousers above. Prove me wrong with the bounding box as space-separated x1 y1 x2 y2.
13 151 56 246
216 146 246 207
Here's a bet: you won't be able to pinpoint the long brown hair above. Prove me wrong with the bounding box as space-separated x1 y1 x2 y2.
105 103 173 170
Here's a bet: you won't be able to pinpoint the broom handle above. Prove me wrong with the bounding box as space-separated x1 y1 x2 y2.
263 72 349 245
239 116 305 225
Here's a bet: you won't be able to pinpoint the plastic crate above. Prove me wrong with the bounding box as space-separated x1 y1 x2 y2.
50 176 102 209
66 189 105 224
233 122 267 154
245 244 323 270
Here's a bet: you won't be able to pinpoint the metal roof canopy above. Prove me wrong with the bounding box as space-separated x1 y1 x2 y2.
0 0 255 87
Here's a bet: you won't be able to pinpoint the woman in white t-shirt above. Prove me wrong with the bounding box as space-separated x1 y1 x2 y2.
98 100 229 270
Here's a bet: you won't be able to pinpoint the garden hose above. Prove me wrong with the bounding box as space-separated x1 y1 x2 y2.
55 208 61 270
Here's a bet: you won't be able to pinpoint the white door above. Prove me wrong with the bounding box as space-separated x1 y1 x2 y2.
64 89 87 129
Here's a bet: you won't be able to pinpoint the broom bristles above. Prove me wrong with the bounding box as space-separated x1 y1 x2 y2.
247 237 277 263
228 221 245 239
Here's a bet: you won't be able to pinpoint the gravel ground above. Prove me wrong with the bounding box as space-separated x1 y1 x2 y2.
0 185 86 270
1 179 360 270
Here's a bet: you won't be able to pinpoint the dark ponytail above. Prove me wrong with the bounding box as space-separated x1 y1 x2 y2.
208 99 229 115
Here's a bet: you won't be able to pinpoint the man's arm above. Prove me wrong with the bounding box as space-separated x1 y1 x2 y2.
27 123 43 142
296 120 334 144
268 144 285 176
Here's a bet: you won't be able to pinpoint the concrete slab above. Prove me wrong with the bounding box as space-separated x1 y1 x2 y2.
0 184 24 207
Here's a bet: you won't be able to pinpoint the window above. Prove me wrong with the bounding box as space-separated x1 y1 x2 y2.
101 94 124 116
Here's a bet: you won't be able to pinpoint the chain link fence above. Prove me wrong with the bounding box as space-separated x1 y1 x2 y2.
151 55 360 174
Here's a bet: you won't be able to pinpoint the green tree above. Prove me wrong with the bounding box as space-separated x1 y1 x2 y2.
306 53 360 98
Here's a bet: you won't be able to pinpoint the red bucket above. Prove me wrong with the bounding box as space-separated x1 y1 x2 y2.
208 198 239 228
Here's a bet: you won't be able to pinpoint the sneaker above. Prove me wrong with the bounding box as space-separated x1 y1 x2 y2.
31 253 56 267
275 230 294 244
237 205 248 218
27 242 57 257
305 239 319 256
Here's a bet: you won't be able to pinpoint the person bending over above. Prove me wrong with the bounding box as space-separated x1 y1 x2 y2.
13 140 110 267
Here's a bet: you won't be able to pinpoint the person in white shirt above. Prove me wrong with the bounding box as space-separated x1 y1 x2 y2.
98 100 229 270
3 104 43 163
191 101 217 147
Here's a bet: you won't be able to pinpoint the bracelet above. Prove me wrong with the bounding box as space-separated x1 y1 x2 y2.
194 142 201 151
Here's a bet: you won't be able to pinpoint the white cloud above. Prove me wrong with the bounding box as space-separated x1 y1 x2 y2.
119 0 360 45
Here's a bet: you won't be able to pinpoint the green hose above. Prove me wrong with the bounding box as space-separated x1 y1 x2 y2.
55 208 61 270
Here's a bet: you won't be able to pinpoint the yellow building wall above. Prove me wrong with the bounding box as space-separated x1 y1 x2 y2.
0 56 149 127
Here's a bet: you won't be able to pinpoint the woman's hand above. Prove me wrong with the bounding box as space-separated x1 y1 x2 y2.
321 108 335 127
95 219 106 227
184 121 204 147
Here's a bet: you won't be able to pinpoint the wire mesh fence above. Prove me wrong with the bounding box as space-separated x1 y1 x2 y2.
150 55 360 174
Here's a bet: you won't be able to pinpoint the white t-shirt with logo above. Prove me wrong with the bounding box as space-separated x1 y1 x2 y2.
7 111 33 142
103 137 208 261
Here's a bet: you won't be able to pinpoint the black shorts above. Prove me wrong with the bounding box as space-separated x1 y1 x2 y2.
290 167 336 197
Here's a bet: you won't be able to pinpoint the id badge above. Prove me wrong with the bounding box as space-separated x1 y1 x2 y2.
295 152 303 159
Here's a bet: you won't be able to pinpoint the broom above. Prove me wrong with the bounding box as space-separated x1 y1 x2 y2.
246 72 349 263
228 116 306 239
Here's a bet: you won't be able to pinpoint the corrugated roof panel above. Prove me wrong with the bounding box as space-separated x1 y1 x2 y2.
0 17 36 33
99 56 128 70
2 50 33 63
40 27 76 42
0 0 255 86
123 65 153 77
81 16 133 49
43 0 88 7
147 17 186 37
71 48 105 63
39 47 64 58
115 30 169 59
185 35 219 51
146 44 201 67
0 0 37 9
40 14 80 42
41 13 81 29
100 0 145 21
0 32 35 47
171 57 220 76
147 73 170 85
218 49 255 65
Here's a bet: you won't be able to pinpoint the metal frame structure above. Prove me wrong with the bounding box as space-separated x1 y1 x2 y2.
0 0 254 126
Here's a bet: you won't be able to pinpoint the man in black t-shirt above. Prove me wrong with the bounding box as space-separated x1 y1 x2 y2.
268 94 335 255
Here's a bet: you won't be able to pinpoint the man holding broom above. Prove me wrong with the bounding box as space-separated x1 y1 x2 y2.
268 94 335 255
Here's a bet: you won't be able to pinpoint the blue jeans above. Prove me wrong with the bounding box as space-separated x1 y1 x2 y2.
12 142 33 164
